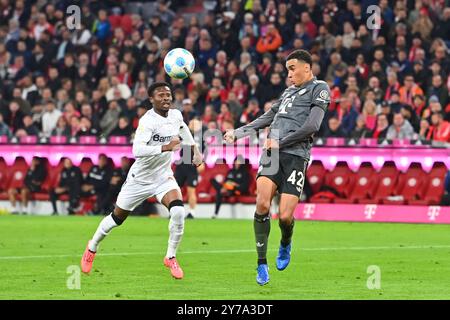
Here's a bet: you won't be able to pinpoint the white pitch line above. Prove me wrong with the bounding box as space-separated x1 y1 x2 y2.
1 245 450 261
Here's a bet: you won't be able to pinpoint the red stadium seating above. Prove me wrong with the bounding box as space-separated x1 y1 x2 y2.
336 162 376 204
383 162 426 205
306 160 326 194
313 161 355 203
410 162 448 205
359 161 399 204
0 156 447 210
0 157 10 200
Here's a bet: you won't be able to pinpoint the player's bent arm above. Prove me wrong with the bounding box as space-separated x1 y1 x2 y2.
278 106 325 149
132 120 164 157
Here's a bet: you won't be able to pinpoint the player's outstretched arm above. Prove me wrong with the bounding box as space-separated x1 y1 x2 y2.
224 100 280 143
278 106 325 149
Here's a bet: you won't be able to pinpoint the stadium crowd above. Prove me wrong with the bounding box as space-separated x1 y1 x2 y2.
0 0 449 143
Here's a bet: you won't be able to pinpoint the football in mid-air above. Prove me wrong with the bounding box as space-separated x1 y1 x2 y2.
164 48 195 79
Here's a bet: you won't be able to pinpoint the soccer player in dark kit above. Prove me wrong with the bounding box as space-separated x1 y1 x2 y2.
224 50 330 285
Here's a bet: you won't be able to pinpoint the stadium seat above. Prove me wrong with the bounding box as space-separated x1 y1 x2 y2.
7 157 30 200
0 157 10 200
314 161 355 203
306 160 326 194
335 162 376 204
410 162 448 205
360 161 399 204
383 162 426 205
196 162 229 203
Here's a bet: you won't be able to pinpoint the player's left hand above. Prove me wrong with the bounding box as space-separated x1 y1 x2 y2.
263 138 279 150
192 153 203 167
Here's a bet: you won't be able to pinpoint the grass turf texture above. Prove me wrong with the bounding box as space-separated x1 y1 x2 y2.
1 215 450 300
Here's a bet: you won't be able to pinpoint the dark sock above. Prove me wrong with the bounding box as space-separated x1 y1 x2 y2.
254 212 270 265
111 212 124 225
279 218 295 247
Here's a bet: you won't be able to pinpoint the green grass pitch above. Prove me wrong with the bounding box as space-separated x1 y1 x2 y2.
1 215 450 300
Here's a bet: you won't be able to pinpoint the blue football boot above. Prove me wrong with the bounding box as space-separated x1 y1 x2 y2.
276 243 291 271
256 264 270 285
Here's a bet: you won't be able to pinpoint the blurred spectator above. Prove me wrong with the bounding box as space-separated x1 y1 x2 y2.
41 100 62 137
181 99 198 123
217 103 234 132
419 118 433 141
386 112 415 140
0 113 12 138
401 105 420 133
98 156 131 214
441 170 450 206
81 154 113 215
100 100 121 137
361 100 377 130
78 117 98 137
210 156 250 218
430 112 450 142
371 114 390 140
399 74 424 107
351 115 372 139
334 95 358 136
239 99 263 127
50 158 82 215
16 115 39 137
110 116 132 137
8 156 46 215
324 117 347 138
427 75 449 107
51 116 70 139
256 23 282 54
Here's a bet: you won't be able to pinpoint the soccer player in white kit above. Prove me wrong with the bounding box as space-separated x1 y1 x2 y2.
81 82 203 279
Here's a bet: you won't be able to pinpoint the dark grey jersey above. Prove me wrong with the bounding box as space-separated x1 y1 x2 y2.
234 77 330 160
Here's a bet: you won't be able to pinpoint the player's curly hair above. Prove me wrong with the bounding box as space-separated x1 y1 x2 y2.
286 49 312 67
147 82 173 97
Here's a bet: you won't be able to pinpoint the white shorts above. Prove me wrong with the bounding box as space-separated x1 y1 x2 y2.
116 175 181 211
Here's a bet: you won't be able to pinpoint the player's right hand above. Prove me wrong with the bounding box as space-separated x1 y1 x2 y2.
162 137 181 152
224 130 235 144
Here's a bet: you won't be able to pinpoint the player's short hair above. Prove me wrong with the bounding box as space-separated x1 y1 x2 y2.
286 49 312 67
147 82 172 97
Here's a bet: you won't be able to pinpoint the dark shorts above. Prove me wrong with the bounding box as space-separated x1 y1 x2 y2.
25 182 41 193
174 163 198 188
257 151 308 198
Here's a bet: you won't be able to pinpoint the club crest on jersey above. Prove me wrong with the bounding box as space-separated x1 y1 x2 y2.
319 90 329 100
298 88 307 96
152 134 173 143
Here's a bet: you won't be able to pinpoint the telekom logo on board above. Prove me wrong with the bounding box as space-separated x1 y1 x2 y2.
303 204 316 219
427 206 440 221
364 205 377 220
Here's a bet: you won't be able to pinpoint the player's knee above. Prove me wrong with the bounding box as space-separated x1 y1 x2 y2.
279 213 294 225
256 196 271 214
169 200 185 224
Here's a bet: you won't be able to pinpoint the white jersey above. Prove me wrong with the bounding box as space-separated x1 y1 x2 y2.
128 108 195 184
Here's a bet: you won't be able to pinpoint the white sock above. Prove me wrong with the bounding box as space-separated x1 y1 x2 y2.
166 206 185 258
88 214 121 252
23 204 29 215
188 209 195 217
13 203 18 212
